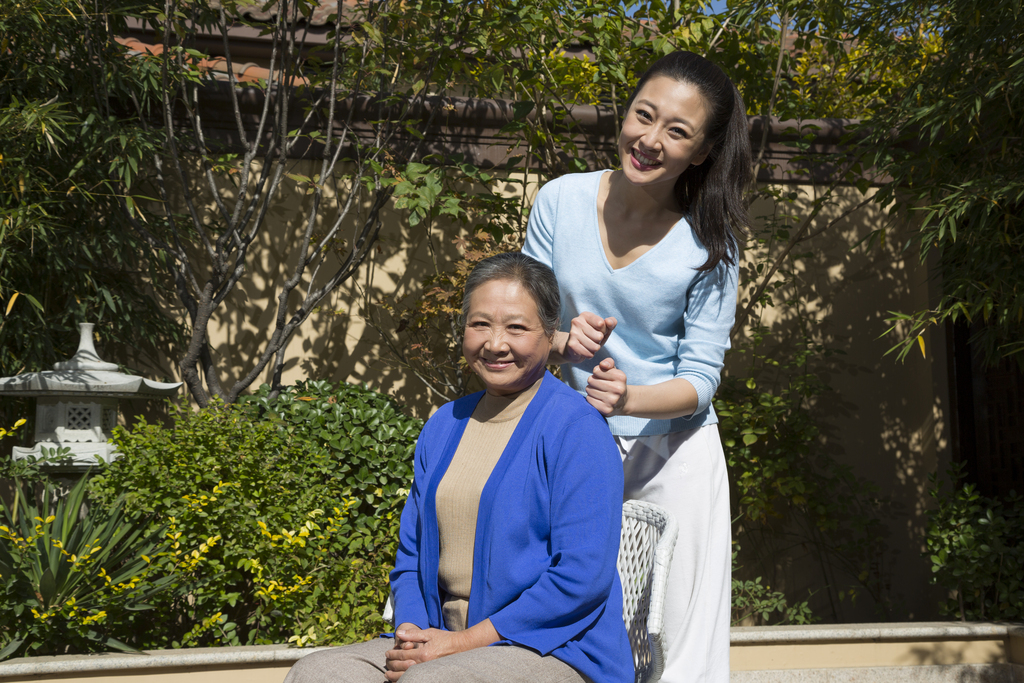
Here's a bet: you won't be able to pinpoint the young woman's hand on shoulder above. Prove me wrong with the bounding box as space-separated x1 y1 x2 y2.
585 358 629 416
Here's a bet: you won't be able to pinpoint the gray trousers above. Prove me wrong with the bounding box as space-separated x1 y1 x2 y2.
284 638 590 683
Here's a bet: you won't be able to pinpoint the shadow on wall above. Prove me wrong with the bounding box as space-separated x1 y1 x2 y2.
905 641 1005 666
732 184 950 623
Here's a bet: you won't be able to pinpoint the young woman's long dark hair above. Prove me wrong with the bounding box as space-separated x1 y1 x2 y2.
624 51 752 272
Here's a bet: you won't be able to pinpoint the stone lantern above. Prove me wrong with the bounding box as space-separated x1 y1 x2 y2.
0 322 182 470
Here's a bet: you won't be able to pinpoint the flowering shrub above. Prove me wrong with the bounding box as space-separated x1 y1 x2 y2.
0 381 419 658
87 380 421 649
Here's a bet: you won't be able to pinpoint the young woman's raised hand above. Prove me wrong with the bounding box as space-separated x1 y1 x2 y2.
562 312 617 364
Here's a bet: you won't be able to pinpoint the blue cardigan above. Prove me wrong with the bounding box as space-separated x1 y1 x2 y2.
390 372 634 683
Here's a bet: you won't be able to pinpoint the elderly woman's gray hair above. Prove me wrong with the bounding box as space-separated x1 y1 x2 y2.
461 252 560 337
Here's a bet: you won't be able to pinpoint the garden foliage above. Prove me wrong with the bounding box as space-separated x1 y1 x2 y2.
731 543 815 626
0 0 182 387
74 380 418 652
0 472 175 659
855 0 1024 366
925 466 1024 621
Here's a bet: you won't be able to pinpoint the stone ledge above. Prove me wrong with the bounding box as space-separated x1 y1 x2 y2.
730 623 1024 673
732 663 1024 683
732 622 1024 645
0 643 329 678
0 624 1021 679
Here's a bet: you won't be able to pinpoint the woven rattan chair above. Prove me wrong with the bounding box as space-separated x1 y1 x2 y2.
618 499 679 683
380 500 679 683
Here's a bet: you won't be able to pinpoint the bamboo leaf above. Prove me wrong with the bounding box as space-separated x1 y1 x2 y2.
4 291 18 316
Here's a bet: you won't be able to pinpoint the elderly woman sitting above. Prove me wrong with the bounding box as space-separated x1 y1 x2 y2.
285 252 633 683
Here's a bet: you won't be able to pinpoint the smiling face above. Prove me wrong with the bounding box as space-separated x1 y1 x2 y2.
463 278 553 397
618 75 712 191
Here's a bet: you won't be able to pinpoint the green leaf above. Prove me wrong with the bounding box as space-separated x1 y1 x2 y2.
0 639 24 661
101 288 116 313
104 637 139 653
512 101 535 121
38 568 57 605
18 291 44 312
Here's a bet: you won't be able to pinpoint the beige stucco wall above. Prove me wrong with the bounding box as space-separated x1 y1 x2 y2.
127 163 950 622
731 637 1008 671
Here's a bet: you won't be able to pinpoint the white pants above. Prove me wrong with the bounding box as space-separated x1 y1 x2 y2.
619 425 731 683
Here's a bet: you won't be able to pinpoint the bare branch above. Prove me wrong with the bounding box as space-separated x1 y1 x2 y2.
187 85 235 240
734 176 845 333
159 4 218 270
706 16 732 54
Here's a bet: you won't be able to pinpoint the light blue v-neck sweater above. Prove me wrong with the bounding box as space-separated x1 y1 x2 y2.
523 170 738 436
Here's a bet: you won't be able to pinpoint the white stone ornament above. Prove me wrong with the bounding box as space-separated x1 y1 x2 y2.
0 322 182 470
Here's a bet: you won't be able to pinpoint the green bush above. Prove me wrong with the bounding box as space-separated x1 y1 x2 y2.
0 472 174 659
239 380 421 646
731 544 815 626
88 380 422 648
925 465 1024 621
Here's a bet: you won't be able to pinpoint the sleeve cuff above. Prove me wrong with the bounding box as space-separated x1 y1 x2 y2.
677 372 716 414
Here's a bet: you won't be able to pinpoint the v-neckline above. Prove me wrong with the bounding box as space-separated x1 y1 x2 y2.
593 171 684 273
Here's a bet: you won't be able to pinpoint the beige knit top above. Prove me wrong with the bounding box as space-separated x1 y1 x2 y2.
434 376 543 632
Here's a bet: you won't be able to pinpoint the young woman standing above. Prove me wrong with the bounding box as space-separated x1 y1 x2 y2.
523 50 751 683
